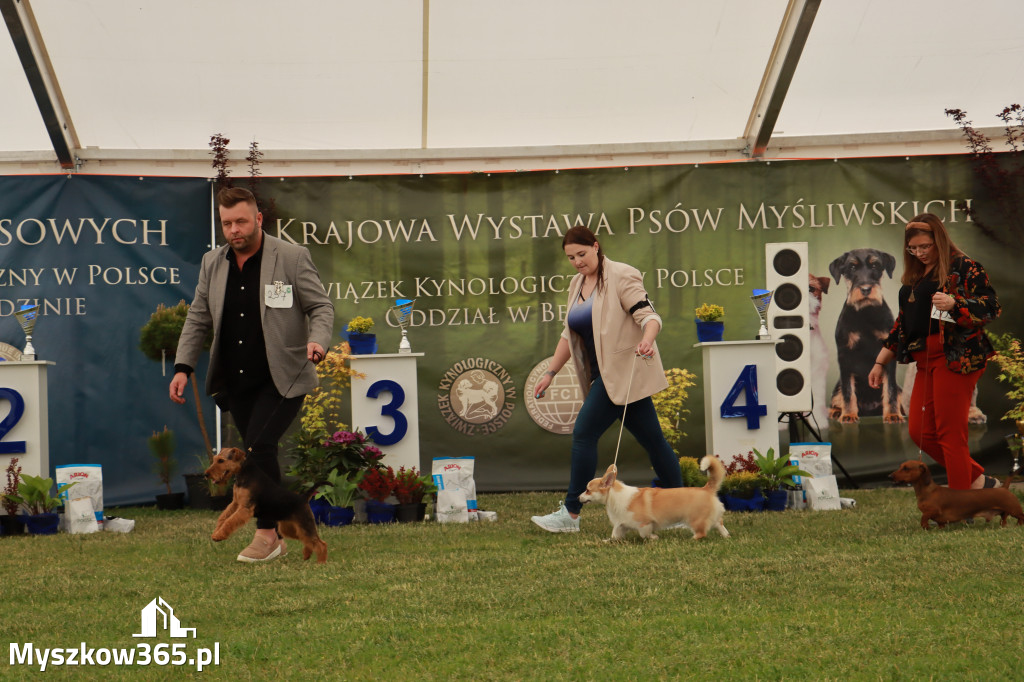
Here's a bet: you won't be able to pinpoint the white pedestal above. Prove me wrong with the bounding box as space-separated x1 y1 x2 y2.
349 353 422 472
0 360 54 483
695 341 779 466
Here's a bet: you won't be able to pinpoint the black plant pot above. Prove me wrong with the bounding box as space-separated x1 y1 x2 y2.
184 474 231 510
155 492 186 510
395 502 427 523
1 514 26 536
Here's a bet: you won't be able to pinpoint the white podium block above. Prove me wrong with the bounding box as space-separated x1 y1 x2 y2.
349 353 422 472
695 341 779 467
0 360 54 483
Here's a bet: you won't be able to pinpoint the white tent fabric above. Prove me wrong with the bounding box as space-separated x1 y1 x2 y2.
3 0 1024 174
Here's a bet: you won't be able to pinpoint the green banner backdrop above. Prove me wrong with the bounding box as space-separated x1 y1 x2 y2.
261 154 1022 491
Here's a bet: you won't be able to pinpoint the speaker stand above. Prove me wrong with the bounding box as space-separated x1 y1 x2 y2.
778 412 858 489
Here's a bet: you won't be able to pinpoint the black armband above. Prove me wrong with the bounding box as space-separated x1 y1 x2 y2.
629 298 654 314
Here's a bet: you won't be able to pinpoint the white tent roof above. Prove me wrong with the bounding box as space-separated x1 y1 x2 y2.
3 0 1023 174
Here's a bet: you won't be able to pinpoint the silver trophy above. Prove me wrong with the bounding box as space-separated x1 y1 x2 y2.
390 298 416 353
750 289 773 340
14 304 40 360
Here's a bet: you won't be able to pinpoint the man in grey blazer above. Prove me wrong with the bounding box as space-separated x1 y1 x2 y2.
170 187 334 562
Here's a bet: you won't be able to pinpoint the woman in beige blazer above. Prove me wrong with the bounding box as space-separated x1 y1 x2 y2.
531 226 683 533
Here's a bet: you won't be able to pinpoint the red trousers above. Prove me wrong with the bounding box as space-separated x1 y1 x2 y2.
908 334 984 489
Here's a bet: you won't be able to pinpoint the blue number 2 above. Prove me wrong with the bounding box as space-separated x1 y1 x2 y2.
364 379 408 446
0 387 27 454
720 364 767 430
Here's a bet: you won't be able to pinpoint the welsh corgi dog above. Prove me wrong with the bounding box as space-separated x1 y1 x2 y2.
578 456 729 541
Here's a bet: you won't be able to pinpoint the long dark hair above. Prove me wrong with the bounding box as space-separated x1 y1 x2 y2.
562 224 605 285
901 213 963 286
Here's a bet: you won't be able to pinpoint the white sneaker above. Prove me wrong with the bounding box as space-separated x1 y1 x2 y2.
531 502 580 533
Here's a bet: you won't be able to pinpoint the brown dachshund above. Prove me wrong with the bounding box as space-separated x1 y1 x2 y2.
889 460 1024 529
205 447 328 563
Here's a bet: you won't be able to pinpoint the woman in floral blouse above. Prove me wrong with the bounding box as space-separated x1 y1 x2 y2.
869 213 1000 489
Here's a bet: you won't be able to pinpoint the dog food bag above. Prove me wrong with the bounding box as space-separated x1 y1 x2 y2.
56 464 103 530
432 457 477 523
788 443 833 509
65 496 100 534
805 474 841 511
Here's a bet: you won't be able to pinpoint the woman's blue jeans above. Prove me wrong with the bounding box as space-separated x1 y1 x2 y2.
564 376 683 514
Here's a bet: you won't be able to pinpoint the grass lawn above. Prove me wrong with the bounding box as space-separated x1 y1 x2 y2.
3 487 1023 681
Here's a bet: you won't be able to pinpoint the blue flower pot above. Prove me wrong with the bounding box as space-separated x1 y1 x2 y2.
718 488 765 512
309 498 330 524
764 489 788 511
23 512 60 535
364 500 395 524
347 332 377 355
323 505 355 526
695 319 724 343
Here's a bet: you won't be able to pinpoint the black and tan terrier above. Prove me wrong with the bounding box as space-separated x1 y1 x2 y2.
205 447 328 563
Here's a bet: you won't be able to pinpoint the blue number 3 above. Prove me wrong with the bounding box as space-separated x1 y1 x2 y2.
0 387 27 454
364 380 408 446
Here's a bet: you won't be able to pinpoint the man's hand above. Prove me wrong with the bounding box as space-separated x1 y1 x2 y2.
169 372 188 404
308 342 326 364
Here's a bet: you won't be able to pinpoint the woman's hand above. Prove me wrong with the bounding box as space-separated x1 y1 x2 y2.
931 291 955 312
867 363 885 390
534 373 553 399
636 341 655 359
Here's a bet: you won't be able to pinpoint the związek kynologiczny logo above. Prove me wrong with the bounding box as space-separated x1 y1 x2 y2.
9 597 220 672
437 358 517 435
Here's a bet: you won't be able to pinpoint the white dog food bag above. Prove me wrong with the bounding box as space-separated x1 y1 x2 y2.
432 457 477 523
65 496 100 534
56 464 103 531
805 475 842 511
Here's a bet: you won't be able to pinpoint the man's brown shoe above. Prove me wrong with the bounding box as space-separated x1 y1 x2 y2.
236 535 283 563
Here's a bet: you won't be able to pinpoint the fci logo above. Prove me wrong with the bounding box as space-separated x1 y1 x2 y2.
132 597 196 638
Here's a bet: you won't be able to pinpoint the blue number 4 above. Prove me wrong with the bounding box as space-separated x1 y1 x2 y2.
720 365 767 429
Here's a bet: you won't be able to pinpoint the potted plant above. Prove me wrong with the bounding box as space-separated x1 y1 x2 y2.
392 467 435 522
719 471 764 511
358 466 398 523
1 457 25 536
753 447 812 511
677 456 709 488
148 426 184 510
345 316 376 354
694 303 725 342
287 428 384 493
183 452 231 510
7 474 75 535
653 368 698 455
313 469 364 526
139 300 214 455
991 332 1024 436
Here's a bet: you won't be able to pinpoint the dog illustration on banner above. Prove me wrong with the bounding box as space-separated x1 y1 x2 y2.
456 370 501 421
827 248 905 424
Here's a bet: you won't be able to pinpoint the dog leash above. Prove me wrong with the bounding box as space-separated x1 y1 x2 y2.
610 352 641 472
244 351 322 454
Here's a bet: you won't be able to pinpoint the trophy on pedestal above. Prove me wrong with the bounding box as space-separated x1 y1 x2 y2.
750 289 774 340
390 299 416 353
14 304 40 360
